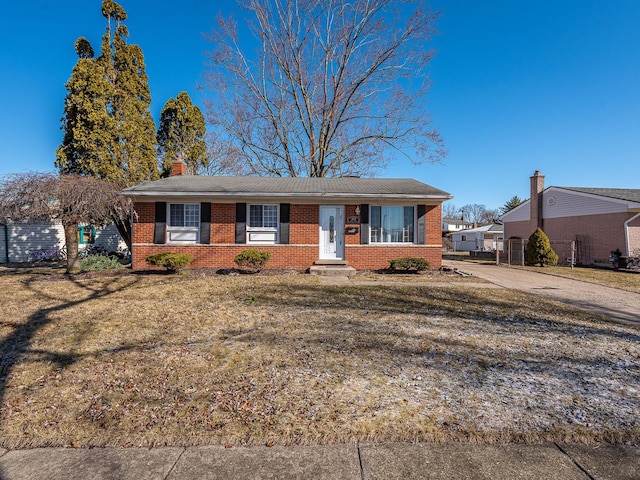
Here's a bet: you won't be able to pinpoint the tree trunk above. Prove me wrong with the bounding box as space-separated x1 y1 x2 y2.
113 217 132 250
63 222 81 273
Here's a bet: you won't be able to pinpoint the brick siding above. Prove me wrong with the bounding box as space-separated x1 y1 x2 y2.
132 202 443 271
504 212 637 263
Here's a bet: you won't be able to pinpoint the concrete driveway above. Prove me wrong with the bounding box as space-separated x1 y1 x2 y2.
444 260 640 326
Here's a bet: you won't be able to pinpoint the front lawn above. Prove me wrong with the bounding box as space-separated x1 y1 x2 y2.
0 270 638 448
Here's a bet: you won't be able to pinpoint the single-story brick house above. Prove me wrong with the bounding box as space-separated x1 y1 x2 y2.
123 163 452 272
499 171 640 264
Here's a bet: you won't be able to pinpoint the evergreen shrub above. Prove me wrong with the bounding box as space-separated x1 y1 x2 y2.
145 253 193 273
80 254 123 271
234 249 272 272
388 257 430 272
525 228 559 266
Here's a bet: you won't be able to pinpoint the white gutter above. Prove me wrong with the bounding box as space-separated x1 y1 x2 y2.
624 212 640 256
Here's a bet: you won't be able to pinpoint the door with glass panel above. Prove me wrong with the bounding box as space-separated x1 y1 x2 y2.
319 206 344 259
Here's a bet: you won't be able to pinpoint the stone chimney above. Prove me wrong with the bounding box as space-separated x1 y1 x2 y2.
171 158 187 176
530 170 545 232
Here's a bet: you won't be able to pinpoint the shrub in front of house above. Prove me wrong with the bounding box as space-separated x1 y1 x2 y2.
145 253 194 273
234 249 272 272
525 228 559 266
80 254 124 272
388 257 430 272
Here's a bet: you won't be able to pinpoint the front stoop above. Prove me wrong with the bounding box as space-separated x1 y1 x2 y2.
309 260 356 277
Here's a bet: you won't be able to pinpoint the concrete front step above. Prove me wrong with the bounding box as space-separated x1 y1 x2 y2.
313 259 349 266
309 265 356 277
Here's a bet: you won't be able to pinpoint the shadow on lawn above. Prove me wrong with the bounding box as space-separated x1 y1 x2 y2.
0 275 141 426
228 282 640 408
250 282 640 342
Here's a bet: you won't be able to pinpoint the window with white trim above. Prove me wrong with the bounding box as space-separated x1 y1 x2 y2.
370 206 415 243
248 204 278 244
168 203 199 243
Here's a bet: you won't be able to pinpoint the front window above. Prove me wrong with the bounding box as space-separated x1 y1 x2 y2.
370 206 414 243
249 205 278 229
248 204 278 244
170 203 199 227
168 203 199 243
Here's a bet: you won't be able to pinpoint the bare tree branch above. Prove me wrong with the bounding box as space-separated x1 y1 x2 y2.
204 0 445 177
0 172 132 273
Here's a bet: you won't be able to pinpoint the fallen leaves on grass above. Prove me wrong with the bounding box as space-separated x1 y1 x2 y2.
0 272 638 448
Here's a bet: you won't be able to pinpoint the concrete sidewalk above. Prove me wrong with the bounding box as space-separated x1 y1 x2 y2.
1 442 639 479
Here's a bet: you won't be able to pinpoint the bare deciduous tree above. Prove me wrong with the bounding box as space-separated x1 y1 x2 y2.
0 172 132 273
460 204 498 225
201 132 251 176
442 202 461 219
204 0 445 178
482 208 500 224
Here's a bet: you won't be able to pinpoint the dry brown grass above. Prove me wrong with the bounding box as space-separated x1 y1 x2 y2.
0 268 638 448
509 265 640 294
354 269 490 284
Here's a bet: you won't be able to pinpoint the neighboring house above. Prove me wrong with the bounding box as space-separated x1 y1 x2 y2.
499 171 640 264
0 221 125 263
450 223 504 252
122 161 452 271
442 217 474 232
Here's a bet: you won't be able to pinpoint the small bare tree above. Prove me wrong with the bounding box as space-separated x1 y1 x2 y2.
205 0 445 177
0 172 132 273
442 202 461 219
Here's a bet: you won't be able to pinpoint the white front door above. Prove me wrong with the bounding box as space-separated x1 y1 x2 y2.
319 206 345 260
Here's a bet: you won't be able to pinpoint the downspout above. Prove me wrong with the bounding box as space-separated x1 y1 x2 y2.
624 212 640 256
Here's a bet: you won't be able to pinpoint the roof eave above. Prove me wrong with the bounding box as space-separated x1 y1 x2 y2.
123 191 453 201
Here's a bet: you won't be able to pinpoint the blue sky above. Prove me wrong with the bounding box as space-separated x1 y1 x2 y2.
1 1 638 210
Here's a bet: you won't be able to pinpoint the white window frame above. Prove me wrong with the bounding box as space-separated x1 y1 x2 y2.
247 204 279 244
370 205 416 244
167 203 200 244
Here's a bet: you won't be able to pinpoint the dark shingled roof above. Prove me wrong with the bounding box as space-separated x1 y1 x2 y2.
123 176 452 199
559 187 640 204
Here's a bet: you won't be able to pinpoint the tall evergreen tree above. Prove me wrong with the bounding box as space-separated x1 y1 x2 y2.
157 92 208 176
56 0 157 186
100 1 158 186
56 0 158 247
56 38 114 178
500 195 524 215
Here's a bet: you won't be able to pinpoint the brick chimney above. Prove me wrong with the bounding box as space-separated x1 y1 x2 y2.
171 158 187 176
171 158 187 177
530 170 545 232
